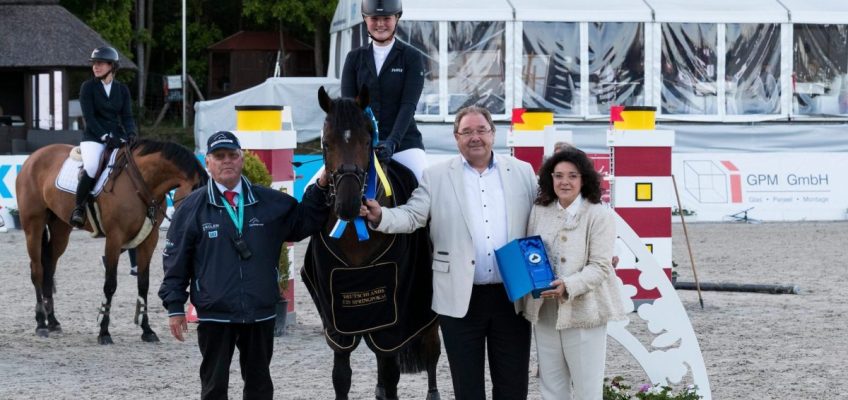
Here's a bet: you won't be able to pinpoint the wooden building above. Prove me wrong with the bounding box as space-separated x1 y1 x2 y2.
207 31 315 99
0 0 136 154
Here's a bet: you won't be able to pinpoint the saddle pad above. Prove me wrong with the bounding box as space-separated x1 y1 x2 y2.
330 262 399 335
55 148 120 196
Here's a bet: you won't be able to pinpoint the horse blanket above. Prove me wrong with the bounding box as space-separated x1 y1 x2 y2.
301 160 436 355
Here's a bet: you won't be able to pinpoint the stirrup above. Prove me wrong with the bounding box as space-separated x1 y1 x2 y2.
70 207 86 228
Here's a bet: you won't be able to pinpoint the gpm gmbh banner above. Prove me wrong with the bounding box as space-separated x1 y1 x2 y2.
672 153 847 221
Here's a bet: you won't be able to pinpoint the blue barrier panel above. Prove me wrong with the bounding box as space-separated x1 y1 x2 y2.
293 155 323 201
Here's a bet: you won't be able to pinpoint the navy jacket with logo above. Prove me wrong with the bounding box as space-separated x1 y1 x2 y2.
158 177 329 323
341 40 425 152
79 77 136 143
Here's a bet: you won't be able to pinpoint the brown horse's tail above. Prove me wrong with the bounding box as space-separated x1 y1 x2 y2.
397 322 441 374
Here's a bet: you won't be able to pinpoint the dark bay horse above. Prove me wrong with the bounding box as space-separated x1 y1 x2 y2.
15 139 207 344
301 87 441 400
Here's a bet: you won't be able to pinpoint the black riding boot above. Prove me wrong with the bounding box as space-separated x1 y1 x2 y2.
70 174 95 228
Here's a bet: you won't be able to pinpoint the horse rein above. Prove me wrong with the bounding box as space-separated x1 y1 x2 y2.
112 143 169 223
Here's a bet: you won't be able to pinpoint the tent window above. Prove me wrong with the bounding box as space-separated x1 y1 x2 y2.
350 22 369 50
725 23 781 115
661 23 718 115
448 21 506 114
522 22 580 116
352 24 361 50
793 24 848 115
351 23 368 50
588 22 645 115
397 21 440 115
334 32 342 78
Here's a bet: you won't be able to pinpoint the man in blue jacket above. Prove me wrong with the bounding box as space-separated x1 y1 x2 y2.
159 131 330 400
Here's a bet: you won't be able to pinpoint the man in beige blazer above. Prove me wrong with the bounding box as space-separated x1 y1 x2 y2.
363 106 538 399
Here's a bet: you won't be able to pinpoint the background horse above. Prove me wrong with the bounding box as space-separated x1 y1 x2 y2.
301 87 441 400
15 139 207 344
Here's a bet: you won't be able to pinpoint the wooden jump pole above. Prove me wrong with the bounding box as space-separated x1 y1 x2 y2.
671 174 704 309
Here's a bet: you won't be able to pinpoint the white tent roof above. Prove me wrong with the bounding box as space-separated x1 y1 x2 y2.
330 0 355 33
514 0 652 22
645 0 789 23
333 0 848 29
405 0 513 21
781 0 848 24
331 0 514 33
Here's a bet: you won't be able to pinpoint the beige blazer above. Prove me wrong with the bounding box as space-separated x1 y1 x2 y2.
376 154 538 318
521 201 626 329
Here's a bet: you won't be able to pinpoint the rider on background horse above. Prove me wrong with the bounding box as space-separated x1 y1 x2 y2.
70 46 136 228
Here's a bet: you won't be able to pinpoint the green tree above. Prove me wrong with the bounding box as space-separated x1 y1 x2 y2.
62 0 134 58
242 0 338 76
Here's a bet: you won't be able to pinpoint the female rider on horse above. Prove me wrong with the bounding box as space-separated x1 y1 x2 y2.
70 46 136 228
341 0 427 181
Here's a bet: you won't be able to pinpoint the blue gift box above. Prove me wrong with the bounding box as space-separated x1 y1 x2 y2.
495 235 556 302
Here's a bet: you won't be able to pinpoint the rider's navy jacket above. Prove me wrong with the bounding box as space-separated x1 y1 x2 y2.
159 176 329 323
341 40 425 152
79 77 136 143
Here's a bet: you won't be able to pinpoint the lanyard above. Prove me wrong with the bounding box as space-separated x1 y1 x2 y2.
221 192 244 237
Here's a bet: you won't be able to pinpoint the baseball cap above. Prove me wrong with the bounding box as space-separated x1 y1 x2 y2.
207 131 241 153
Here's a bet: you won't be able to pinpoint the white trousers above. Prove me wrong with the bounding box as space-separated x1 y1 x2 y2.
535 300 608 400
79 141 106 178
389 147 427 183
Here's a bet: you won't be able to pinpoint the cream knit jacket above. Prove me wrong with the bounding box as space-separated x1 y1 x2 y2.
521 200 626 330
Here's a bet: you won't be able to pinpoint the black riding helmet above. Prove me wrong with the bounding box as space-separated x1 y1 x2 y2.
90 46 120 71
361 0 402 18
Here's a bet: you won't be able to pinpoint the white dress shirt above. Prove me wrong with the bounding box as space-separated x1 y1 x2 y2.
102 81 113 97
556 193 584 224
462 155 508 284
372 39 394 75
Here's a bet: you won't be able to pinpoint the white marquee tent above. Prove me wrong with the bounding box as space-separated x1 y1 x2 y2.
190 1 848 222
329 0 848 123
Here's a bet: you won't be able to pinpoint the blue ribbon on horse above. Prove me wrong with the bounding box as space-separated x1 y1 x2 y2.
328 217 370 241
363 106 380 201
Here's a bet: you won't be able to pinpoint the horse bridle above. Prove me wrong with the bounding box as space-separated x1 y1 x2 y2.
323 106 378 206
120 143 168 223
324 153 368 205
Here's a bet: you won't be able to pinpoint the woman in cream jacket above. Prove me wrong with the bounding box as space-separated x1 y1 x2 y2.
523 147 626 400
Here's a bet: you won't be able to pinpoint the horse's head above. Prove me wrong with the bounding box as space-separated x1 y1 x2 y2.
172 163 208 210
130 139 209 212
318 86 373 221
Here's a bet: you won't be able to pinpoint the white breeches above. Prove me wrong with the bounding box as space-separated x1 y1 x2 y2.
389 148 427 183
535 300 608 400
80 141 106 178
308 148 429 187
